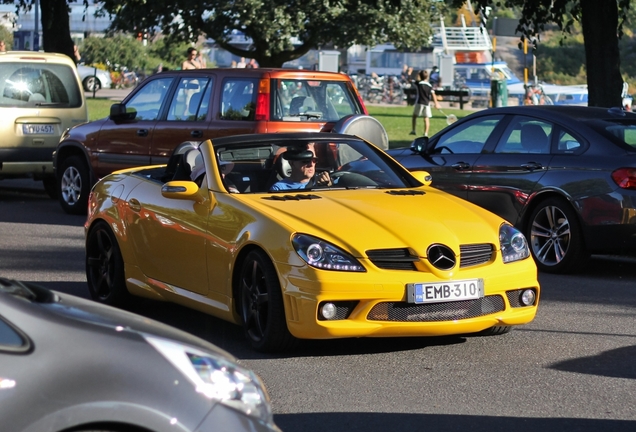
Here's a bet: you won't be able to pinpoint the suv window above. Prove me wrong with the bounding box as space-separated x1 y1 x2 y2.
272 79 358 122
220 78 258 121
127 77 173 121
0 63 82 107
167 77 213 121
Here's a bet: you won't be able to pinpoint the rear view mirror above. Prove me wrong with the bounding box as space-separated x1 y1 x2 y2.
410 136 429 154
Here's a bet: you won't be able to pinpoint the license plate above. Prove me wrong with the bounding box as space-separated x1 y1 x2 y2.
407 279 484 304
22 124 55 135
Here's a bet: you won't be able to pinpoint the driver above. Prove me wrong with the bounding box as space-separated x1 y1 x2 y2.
270 145 332 191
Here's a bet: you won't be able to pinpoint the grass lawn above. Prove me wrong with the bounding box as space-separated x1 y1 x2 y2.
86 98 474 149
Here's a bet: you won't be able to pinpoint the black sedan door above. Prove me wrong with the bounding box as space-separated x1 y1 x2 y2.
393 115 507 200
469 115 555 225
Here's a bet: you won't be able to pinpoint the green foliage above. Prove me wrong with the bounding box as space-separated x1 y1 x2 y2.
0 26 13 47
98 0 447 67
79 35 200 75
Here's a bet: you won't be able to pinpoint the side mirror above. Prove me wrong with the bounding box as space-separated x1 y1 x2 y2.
410 136 429 154
161 181 201 200
109 103 136 121
411 170 432 186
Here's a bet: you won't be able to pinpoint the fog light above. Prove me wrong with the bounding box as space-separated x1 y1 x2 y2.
520 289 536 306
321 302 337 320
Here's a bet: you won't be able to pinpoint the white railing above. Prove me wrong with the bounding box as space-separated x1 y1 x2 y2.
432 26 492 52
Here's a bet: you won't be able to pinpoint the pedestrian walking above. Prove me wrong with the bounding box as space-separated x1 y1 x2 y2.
182 47 202 70
410 70 440 137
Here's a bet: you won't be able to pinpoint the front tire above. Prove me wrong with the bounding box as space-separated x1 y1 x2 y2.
86 221 131 307
59 155 91 215
83 76 101 92
238 250 295 352
527 197 588 273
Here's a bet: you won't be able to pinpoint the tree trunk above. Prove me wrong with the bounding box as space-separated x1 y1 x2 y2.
580 0 623 107
40 0 75 63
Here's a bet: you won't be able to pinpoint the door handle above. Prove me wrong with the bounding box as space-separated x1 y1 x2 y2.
521 162 544 171
128 198 141 212
137 129 149 137
451 162 470 171
191 130 203 138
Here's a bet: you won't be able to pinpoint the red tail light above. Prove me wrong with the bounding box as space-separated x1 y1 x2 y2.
611 168 636 189
255 79 270 121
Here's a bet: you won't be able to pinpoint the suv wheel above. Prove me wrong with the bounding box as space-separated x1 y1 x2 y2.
59 155 90 214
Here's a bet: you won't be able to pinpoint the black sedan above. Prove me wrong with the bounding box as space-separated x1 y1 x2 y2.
388 106 636 274
0 277 281 432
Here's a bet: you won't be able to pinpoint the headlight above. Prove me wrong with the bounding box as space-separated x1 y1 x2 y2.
144 335 274 425
292 234 366 272
499 223 530 263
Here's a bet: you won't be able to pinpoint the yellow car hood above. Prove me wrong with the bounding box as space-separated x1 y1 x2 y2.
242 188 505 258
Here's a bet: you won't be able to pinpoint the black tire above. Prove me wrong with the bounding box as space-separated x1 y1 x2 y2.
526 197 588 274
59 155 91 215
238 250 295 352
42 176 57 199
86 221 131 308
476 325 512 336
83 76 101 92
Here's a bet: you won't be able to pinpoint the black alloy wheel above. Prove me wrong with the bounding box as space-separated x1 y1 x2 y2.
86 221 131 307
239 250 295 352
527 197 588 274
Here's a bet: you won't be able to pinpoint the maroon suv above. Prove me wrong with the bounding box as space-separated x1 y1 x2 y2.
53 68 368 214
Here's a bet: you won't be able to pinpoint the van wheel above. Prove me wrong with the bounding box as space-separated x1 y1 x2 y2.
59 155 90 215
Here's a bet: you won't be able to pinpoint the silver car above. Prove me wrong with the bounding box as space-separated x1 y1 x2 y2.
77 64 112 91
0 277 282 432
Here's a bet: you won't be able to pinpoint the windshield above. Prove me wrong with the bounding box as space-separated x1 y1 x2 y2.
271 79 363 122
215 138 416 194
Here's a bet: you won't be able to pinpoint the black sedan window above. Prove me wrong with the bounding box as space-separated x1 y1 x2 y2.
495 116 552 154
433 115 503 154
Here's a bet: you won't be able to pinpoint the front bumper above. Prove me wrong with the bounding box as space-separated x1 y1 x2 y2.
277 257 539 339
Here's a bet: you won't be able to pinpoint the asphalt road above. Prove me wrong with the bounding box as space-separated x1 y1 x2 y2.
1 179 635 432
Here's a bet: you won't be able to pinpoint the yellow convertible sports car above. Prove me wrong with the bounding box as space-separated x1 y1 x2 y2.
85 133 540 352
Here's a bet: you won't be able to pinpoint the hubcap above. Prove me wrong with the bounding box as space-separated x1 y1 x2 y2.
61 166 82 205
530 205 571 267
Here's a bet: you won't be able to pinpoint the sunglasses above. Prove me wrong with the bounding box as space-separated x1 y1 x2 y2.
298 158 317 165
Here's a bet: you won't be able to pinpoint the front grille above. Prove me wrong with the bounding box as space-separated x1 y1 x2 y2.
366 248 417 270
460 244 494 268
367 296 505 322
367 244 494 271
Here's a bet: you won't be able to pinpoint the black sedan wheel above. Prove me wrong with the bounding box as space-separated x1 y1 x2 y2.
527 197 588 273
86 222 131 307
239 250 295 352
59 155 90 215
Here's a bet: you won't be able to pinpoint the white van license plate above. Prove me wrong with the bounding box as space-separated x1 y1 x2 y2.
23 124 55 135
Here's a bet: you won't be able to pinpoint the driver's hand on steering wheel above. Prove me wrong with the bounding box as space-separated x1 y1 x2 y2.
315 171 332 187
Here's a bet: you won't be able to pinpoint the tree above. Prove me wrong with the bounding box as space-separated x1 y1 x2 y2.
3 0 79 63
97 0 448 68
457 0 630 108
